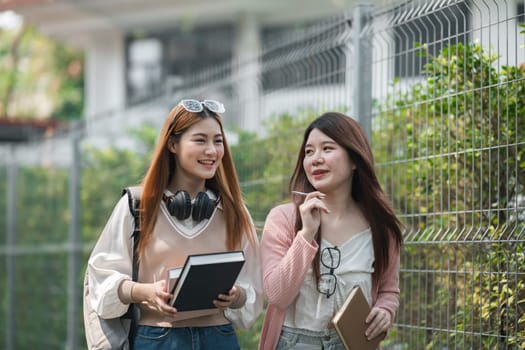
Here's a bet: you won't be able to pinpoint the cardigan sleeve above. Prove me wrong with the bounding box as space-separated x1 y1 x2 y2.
373 237 401 325
260 203 319 309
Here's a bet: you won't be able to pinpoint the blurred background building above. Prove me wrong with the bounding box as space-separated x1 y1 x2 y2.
0 1 366 167
1 0 523 156
2 0 371 134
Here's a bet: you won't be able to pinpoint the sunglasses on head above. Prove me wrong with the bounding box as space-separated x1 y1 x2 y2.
179 99 226 114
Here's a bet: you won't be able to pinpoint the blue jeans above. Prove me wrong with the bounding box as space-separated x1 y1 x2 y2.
133 324 240 350
276 326 346 350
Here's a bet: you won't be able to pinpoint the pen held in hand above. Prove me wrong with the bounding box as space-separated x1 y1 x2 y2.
292 191 325 199
291 191 309 196
292 190 329 216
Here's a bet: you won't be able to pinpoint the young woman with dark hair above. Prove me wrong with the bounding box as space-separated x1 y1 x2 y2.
86 100 262 349
259 112 403 350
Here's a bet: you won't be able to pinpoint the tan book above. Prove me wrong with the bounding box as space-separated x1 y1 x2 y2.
332 286 382 350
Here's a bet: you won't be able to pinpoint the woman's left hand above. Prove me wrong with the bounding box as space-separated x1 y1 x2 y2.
213 285 242 310
365 307 391 340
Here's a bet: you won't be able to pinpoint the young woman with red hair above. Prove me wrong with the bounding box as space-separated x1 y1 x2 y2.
86 100 262 349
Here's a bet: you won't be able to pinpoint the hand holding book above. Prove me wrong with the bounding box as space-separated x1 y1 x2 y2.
166 269 242 310
332 286 383 350
213 285 245 310
166 250 246 311
365 306 391 341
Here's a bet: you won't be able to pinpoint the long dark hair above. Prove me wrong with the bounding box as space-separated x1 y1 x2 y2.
289 112 403 286
138 104 253 259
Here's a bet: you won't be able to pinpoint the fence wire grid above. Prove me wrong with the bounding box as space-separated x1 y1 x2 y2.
1 0 524 349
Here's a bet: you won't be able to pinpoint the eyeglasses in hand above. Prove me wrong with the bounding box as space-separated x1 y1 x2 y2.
317 246 341 299
179 99 226 114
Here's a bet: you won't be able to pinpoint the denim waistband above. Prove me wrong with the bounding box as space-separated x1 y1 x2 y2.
282 326 339 337
281 325 341 345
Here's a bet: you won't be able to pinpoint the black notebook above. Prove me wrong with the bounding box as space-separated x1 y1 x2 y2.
168 250 245 311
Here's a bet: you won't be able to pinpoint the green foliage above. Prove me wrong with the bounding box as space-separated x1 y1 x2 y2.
82 124 156 243
0 125 155 348
15 165 69 244
0 163 71 348
50 44 84 120
231 109 318 225
375 42 525 239
237 312 265 349
375 42 525 348
0 25 83 119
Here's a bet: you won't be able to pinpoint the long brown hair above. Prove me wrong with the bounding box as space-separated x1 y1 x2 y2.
137 104 253 259
289 112 403 286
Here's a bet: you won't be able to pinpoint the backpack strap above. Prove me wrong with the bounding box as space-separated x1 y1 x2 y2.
121 186 142 349
122 186 141 282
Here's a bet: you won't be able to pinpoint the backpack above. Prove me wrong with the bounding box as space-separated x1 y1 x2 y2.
83 187 142 350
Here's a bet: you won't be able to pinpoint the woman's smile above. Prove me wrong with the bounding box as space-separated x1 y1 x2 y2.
199 159 216 170
311 169 328 180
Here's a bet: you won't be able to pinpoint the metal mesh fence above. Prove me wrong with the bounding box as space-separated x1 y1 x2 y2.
1 0 524 349
369 1 525 348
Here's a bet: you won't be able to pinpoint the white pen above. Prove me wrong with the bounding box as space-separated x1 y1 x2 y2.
292 190 325 199
291 191 309 196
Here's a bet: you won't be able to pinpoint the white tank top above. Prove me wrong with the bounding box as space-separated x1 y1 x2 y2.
283 228 375 331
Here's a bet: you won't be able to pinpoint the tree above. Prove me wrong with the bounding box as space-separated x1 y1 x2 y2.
0 24 83 120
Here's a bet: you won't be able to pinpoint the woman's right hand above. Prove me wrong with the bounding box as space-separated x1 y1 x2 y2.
134 280 178 316
297 191 329 242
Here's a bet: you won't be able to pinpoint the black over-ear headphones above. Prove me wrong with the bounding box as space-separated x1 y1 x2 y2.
163 190 219 221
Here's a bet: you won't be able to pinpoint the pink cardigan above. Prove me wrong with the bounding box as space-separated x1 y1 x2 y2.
258 203 400 350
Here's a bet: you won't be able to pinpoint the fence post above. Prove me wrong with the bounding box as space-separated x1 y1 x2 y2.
6 145 17 350
233 12 261 131
67 126 82 350
351 4 373 141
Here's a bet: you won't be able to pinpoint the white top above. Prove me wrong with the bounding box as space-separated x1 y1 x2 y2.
283 228 375 331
